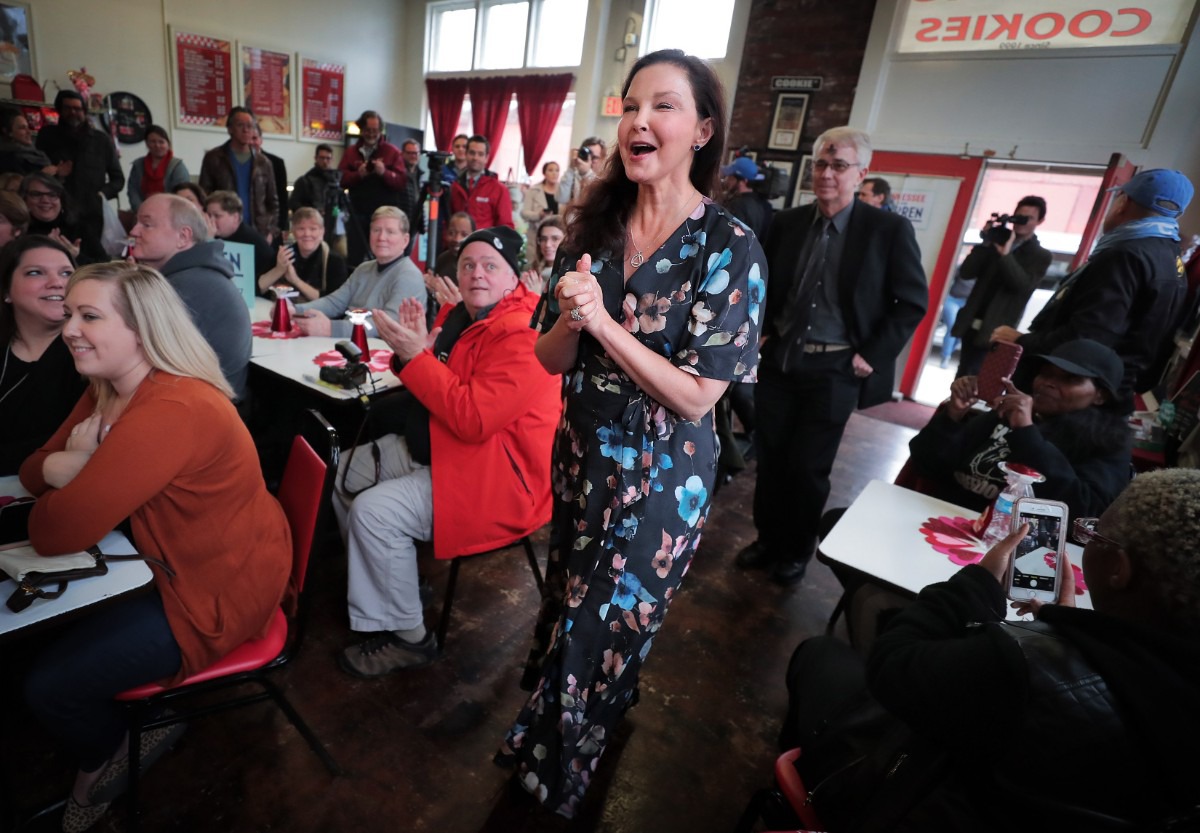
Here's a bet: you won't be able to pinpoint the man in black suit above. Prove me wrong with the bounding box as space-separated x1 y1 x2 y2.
737 126 927 584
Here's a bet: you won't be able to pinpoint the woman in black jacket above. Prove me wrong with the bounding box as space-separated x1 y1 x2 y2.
908 338 1131 518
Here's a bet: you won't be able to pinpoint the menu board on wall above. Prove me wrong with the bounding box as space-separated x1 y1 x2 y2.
299 57 345 142
240 44 292 136
172 29 234 129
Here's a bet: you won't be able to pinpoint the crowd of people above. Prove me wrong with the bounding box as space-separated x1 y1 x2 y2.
1 45 1198 833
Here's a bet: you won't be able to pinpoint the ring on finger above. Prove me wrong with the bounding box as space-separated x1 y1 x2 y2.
570 307 585 322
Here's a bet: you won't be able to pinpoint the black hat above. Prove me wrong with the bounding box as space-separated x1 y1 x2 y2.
1036 339 1124 394
459 226 523 276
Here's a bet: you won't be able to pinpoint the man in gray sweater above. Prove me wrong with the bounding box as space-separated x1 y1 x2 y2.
295 207 424 338
128 194 252 399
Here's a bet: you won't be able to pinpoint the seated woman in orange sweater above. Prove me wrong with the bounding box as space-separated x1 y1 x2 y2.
19 261 291 833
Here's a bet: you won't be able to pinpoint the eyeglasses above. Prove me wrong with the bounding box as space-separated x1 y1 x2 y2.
813 159 862 174
1072 517 1124 549
26 190 61 201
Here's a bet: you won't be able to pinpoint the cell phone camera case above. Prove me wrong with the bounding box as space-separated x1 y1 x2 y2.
977 341 1023 402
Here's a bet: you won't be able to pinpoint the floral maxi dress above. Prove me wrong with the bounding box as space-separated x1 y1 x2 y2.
496 200 766 817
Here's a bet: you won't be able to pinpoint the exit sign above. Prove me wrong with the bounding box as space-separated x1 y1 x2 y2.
601 96 623 117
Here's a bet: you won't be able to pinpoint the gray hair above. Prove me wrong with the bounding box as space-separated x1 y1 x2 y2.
814 126 873 170
157 194 210 244
1105 468 1200 629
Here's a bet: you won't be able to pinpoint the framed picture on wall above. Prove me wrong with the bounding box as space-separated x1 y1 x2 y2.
793 154 815 206
0 2 34 84
169 27 236 132
238 44 293 137
766 93 808 152
298 56 346 143
760 159 794 210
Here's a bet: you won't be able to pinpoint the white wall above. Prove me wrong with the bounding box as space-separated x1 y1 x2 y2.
851 0 1200 234
22 0 411 208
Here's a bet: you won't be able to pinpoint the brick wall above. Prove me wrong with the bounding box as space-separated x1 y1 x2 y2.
729 0 879 197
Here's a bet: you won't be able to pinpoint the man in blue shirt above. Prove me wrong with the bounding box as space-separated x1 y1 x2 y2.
198 107 279 242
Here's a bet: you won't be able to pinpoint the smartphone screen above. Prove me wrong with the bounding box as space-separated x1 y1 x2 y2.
1010 508 1063 593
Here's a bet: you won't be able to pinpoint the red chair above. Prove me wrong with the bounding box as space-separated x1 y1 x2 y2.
735 747 825 833
435 536 542 651
115 411 343 829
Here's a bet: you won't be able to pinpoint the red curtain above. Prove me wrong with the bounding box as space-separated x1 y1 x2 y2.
514 74 574 177
425 78 469 151
468 77 515 168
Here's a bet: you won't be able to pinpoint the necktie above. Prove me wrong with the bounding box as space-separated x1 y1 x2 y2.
778 218 832 372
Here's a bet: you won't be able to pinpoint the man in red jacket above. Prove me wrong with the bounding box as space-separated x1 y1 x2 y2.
334 225 561 676
339 109 409 267
450 135 514 231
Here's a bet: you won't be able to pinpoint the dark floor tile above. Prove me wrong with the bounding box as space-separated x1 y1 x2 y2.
2 413 916 832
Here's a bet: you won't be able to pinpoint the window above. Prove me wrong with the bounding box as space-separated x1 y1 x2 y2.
643 0 736 60
531 0 586 67
424 93 576 185
427 0 587 72
429 3 477 72
479 1 529 69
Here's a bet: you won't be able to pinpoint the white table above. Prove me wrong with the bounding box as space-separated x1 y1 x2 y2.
249 335 402 400
819 480 1091 621
0 530 153 639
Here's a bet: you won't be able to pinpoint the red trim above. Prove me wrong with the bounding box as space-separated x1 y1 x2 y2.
870 151 985 397
1070 153 1136 272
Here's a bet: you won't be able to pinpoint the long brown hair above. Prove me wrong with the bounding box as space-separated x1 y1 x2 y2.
565 50 727 258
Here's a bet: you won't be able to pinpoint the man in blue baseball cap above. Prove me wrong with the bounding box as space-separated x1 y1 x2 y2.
721 155 772 240
991 168 1194 403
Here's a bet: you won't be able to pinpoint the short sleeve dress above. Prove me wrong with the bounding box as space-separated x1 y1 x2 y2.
496 199 766 817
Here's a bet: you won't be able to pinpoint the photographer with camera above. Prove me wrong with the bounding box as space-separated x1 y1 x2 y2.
339 110 409 268
950 196 1051 377
556 136 607 214
290 144 352 256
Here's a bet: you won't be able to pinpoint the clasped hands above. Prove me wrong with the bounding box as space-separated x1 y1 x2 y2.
555 254 607 334
373 298 440 364
66 412 108 454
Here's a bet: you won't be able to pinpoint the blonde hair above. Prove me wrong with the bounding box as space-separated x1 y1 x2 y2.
1106 468 1200 630
291 206 324 227
371 205 409 232
66 262 234 407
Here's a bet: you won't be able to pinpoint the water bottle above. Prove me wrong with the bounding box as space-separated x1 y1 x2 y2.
977 462 1045 548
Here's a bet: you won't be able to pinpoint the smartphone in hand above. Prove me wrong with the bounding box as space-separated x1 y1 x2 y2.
977 340 1023 402
1006 498 1068 604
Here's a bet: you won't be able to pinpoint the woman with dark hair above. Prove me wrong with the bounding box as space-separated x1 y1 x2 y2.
908 338 1133 518
0 190 29 246
520 160 560 250
126 125 190 210
519 214 565 296
0 107 56 176
170 181 207 212
0 235 84 473
20 172 98 263
496 49 765 816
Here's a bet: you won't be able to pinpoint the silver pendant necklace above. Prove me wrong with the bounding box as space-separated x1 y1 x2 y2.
0 342 31 406
627 190 700 268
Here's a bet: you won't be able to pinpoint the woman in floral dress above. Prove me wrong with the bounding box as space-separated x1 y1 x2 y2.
496 49 766 818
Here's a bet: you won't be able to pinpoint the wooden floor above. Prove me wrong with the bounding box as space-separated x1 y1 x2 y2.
3 412 916 833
